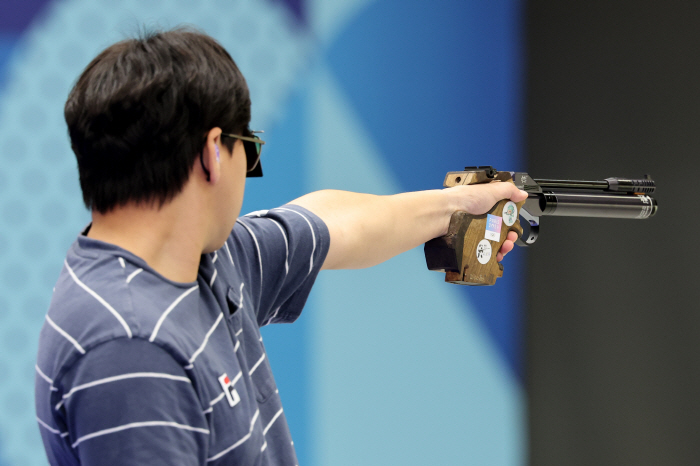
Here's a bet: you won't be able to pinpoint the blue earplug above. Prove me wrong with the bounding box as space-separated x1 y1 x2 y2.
215 144 220 162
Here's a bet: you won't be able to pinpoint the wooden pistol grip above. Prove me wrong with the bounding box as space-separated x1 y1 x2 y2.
444 203 525 285
442 182 526 286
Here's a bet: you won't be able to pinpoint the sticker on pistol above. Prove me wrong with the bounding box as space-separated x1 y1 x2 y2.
485 214 502 241
476 239 492 264
502 202 518 226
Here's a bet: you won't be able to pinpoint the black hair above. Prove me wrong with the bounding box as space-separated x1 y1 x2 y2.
65 27 251 213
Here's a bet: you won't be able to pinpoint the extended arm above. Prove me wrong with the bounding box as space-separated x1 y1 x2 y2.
289 182 528 270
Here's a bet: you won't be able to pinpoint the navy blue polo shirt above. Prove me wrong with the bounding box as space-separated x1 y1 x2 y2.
35 205 329 465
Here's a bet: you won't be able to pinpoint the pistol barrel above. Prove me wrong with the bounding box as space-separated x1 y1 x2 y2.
532 177 655 194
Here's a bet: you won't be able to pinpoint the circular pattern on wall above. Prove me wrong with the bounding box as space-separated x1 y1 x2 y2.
0 1 310 464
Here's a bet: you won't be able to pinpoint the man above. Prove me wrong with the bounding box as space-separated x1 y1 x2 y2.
34 29 526 465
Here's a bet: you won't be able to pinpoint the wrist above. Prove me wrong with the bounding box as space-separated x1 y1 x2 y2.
437 187 463 237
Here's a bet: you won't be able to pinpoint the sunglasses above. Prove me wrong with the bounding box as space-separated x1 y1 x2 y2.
221 131 265 177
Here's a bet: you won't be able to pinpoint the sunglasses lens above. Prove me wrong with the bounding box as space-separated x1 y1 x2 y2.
244 140 260 171
249 134 262 156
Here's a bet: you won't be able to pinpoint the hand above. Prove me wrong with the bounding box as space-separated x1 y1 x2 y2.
447 181 527 262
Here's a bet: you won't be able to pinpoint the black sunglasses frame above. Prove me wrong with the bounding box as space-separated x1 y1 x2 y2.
221 131 265 178
199 131 266 181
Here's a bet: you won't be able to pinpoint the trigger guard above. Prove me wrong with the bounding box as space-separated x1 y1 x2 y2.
516 224 539 246
516 210 540 246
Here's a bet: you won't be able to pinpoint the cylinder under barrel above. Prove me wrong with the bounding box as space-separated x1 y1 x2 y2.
536 192 657 219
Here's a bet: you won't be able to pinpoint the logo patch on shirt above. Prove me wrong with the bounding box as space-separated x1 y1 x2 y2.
218 373 241 407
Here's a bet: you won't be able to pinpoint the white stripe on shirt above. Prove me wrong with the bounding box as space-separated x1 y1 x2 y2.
56 372 191 410
274 208 316 274
209 268 218 288
239 282 245 310
208 392 226 408
250 409 260 429
46 315 85 354
206 409 259 462
64 260 133 338
244 210 269 217
249 353 266 375
35 364 54 384
71 421 209 448
236 219 263 284
149 285 199 342
265 307 281 326
208 432 252 462
224 241 234 265
37 417 67 436
263 408 284 435
266 218 289 274
189 313 224 364
126 268 142 284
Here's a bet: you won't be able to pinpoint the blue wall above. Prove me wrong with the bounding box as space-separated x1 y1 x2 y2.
0 1 524 464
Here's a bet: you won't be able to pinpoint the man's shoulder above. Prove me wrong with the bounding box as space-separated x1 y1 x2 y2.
37 237 202 381
233 205 328 239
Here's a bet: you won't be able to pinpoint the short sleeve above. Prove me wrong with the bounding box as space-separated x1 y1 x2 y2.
53 338 209 465
227 205 330 326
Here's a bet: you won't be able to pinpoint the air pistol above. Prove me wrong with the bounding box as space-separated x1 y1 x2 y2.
424 166 657 285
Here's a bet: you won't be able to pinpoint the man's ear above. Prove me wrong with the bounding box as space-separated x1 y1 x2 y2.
201 127 223 184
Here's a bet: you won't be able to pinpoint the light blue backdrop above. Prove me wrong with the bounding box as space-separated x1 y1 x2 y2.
0 0 524 464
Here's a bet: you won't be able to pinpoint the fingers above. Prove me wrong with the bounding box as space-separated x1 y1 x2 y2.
496 241 513 262
506 230 519 242
497 231 519 262
496 242 512 262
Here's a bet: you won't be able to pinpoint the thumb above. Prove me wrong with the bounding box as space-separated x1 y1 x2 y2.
454 182 528 215
486 181 528 203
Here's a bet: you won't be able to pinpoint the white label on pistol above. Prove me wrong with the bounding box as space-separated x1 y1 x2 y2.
485 214 502 241
502 202 518 226
476 239 492 264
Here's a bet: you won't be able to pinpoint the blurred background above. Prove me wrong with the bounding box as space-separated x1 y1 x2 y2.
0 0 696 465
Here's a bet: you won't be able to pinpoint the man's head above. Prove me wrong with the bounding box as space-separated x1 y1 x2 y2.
65 28 251 213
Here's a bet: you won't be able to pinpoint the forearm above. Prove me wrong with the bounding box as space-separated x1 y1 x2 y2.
290 189 462 270
290 182 527 270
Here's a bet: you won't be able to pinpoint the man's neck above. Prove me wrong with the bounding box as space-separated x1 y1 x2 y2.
87 193 209 283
